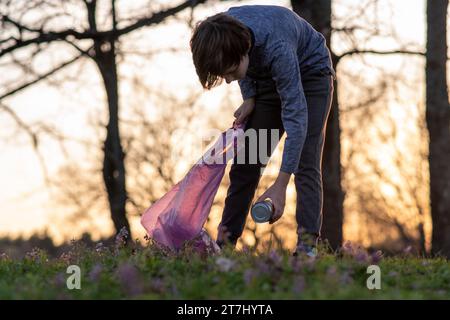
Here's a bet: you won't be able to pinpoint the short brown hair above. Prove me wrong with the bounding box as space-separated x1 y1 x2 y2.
190 13 251 90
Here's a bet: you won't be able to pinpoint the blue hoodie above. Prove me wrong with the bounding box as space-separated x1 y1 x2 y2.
224 5 335 174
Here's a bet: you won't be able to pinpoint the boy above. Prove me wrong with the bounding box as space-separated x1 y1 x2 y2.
190 5 335 257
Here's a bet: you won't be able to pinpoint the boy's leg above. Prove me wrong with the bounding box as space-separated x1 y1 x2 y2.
294 69 334 251
217 79 285 248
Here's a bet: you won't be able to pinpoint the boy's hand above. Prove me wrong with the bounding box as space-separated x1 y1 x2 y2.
256 182 287 224
255 171 290 224
234 98 255 125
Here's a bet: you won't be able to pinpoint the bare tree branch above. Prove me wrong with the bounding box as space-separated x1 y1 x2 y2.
341 80 388 113
0 50 88 100
0 101 51 186
337 49 425 62
0 0 208 58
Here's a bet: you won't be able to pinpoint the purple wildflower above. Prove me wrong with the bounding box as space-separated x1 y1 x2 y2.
150 278 165 293
340 241 374 265
304 256 317 271
267 250 283 267
116 262 142 296
25 248 47 263
215 257 235 272
289 256 303 273
59 252 73 264
89 264 103 282
326 266 338 278
292 275 305 295
115 227 129 249
241 245 253 255
255 260 271 275
95 242 106 254
53 273 66 287
191 229 221 256
342 241 353 255
355 251 369 264
243 268 258 286
370 250 383 264
171 283 180 298
340 271 353 285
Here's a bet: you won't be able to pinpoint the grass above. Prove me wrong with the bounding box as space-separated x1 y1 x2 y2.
0 236 449 300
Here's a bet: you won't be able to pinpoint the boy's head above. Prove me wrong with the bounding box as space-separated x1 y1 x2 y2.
190 13 251 89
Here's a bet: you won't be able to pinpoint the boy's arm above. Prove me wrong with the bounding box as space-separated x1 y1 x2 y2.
268 40 308 175
238 76 257 101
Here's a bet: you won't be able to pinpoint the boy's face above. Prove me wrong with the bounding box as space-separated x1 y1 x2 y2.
222 54 249 84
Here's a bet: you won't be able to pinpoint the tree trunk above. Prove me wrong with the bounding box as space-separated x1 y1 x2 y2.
322 73 344 250
95 38 130 237
291 0 344 250
426 0 450 258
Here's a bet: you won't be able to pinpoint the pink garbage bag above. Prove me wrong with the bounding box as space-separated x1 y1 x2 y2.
141 122 246 251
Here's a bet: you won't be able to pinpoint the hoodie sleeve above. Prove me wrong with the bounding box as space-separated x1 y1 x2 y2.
237 75 257 100
267 40 308 174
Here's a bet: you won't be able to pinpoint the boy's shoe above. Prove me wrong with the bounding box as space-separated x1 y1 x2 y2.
293 243 318 258
293 230 319 258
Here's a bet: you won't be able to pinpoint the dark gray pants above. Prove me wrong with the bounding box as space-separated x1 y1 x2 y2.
217 68 334 248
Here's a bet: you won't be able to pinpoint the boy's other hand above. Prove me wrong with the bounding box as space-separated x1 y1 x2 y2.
234 98 255 124
256 182 287 225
